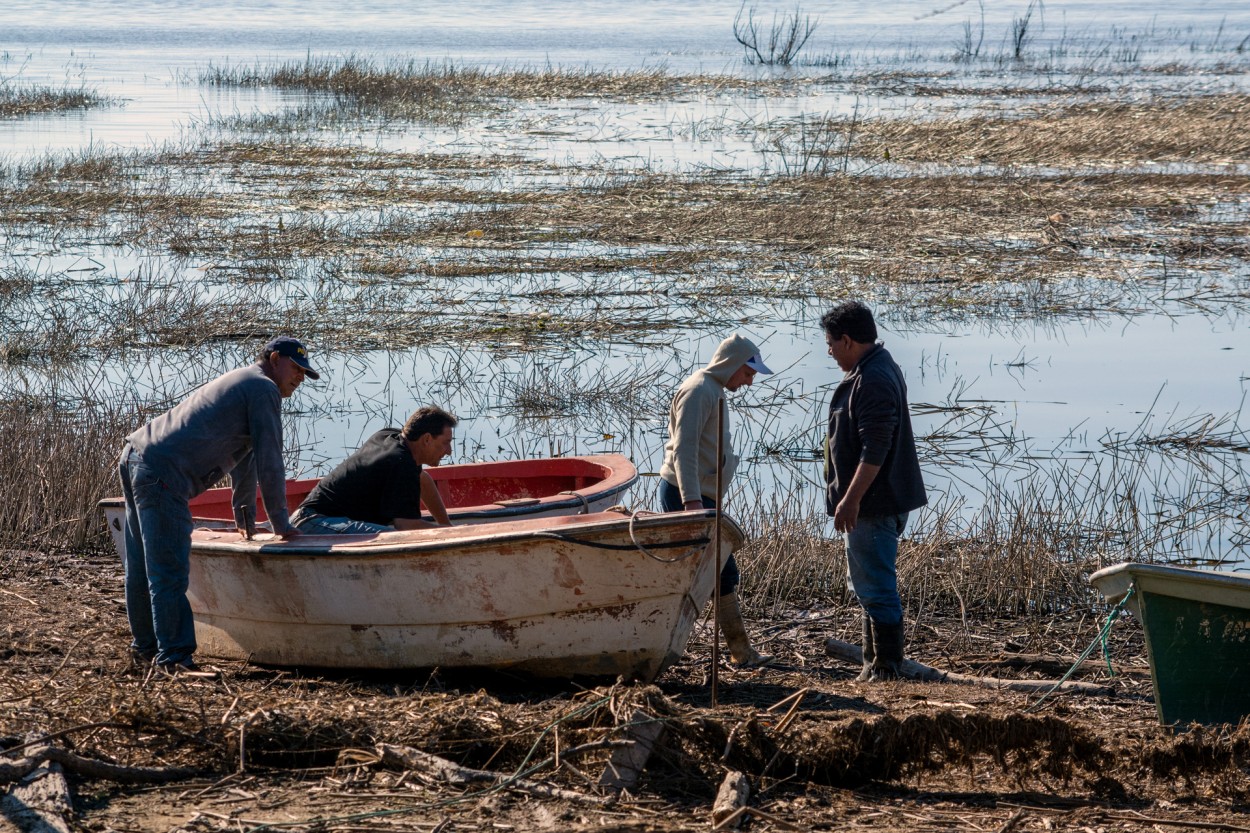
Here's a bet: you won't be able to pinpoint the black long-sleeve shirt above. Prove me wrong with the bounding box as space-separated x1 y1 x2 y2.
825 344 927 518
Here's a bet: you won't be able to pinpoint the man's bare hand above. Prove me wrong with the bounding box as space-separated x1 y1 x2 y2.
684 500 705 511
833 497 860 533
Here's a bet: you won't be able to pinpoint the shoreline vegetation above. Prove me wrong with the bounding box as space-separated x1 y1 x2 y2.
3 32 1250 832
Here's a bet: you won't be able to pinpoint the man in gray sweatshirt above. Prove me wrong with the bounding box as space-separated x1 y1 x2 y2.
659 333 773 668
118 336 318 675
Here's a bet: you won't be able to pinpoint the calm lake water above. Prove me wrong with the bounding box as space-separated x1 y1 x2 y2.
2 1 1248 562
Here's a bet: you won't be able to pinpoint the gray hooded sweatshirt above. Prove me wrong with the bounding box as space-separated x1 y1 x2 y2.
659 334 760 504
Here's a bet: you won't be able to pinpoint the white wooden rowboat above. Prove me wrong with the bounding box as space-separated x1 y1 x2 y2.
185 509 742 681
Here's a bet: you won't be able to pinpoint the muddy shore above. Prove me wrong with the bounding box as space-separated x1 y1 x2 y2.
5 547 1250 833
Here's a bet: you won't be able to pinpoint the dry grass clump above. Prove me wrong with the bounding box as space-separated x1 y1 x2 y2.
202 57 715 123
834 93 1250 166
0 388 141 554
783 711 1108 786
494 359 676 422
0 82 107 118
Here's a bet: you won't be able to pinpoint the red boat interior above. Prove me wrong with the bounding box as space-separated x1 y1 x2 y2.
186 457 619 521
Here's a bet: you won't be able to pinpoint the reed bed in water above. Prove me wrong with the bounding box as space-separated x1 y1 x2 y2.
4 132 1247 311
200 57 787 125
811 93 1250 166
0 82 107 118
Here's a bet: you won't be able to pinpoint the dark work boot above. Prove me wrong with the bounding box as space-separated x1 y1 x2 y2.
855 615 875 682
869 620 905 682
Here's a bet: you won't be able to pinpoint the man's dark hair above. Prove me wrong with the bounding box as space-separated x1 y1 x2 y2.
820 301 878 344
402 406 458 441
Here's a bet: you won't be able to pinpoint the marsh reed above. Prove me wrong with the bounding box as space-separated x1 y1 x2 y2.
0 82 107 118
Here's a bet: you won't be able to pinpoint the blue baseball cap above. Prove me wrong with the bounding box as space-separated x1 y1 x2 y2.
263 336 320 380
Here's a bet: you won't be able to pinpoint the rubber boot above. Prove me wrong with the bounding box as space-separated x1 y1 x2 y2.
869 620 905 681
855 615 875 682
717 593 773 668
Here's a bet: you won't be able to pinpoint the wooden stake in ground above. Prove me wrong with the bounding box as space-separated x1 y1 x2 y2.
711 399 724 707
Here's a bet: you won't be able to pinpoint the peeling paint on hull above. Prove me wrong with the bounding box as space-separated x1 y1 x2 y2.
185 510 742 682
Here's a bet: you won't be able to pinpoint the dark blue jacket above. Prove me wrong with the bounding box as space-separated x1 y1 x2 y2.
825 344 927 518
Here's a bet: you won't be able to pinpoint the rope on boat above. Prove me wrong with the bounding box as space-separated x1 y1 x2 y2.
558 490 592 514
529 531 709 555
626 509 711 563
528 510 713 563
1024 584 1137 713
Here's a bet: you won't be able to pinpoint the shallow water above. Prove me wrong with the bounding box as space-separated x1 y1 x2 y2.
2 0 1248 562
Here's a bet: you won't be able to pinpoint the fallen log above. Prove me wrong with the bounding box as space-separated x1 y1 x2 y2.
823 638 1113 696
1 737 71 833
710 770 749 829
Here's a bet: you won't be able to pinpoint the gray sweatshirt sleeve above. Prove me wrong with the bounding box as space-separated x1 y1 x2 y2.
230 382 291 534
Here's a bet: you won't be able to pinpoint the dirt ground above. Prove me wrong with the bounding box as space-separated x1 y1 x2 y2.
4 548 1250 833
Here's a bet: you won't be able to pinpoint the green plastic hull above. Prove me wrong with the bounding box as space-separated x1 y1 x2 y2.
1139 591 1250 726
1090 562 1250 727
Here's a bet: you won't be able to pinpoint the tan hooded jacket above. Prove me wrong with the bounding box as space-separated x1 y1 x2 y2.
659 334 761 504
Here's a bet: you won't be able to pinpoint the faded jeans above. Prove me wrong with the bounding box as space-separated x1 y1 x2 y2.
658 478 739 597
291 509 391 535
118 444 196 665
845 512 909 626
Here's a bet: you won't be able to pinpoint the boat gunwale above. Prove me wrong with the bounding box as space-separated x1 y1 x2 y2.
1090 561 1250 619
188 509 744 559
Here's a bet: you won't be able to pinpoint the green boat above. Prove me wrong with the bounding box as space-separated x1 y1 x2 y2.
1089 562 1250 727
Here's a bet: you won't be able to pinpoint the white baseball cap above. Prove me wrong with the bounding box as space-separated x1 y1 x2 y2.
744 353 773 374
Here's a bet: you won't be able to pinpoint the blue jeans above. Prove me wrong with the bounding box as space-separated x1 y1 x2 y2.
658 478 739 596
292 510 391 535
118 445 197 665
845 512 909 626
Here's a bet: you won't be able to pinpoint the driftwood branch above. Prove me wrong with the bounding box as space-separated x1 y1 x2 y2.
711 770 750 828
375 744 610 805
1 746 197 787
823 638 1113 696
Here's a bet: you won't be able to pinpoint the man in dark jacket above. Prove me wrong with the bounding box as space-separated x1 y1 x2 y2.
821 301 926 681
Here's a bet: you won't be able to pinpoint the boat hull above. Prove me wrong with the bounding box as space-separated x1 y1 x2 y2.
99 454 638 561
186 510 740 681
1090 562 1250 726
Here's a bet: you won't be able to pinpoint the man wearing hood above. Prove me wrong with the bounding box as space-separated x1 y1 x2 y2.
659 333 773 668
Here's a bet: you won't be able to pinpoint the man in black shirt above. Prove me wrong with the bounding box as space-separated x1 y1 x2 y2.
822 301 926 681
292 407 457 533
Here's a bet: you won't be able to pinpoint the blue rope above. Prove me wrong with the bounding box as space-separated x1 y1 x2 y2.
1025 584 1136 713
